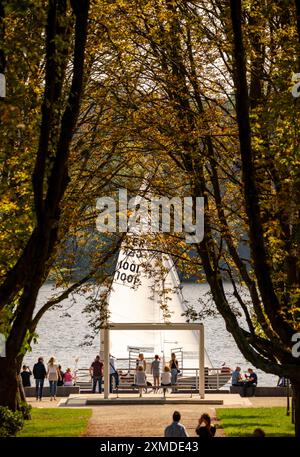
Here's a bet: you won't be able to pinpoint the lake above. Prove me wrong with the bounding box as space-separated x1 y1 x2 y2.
23 282 277 386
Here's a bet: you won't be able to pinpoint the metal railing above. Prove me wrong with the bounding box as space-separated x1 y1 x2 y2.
73 365 232 391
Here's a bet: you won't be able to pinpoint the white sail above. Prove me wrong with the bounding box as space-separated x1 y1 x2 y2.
107 238 212 368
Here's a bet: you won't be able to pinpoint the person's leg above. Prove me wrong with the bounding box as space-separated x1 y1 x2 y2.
171 369 177 391
162 385 166 398
39 379 44 400
53 381 57 399
99 376 102 394
35 379 39 400
139 386 142 397
49 380 53 399
155 376 159 391
92 377 97 393
110 374 113 393
171 369 176 385
250 384 256 396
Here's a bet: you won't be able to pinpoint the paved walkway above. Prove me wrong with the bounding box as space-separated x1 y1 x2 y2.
83 395 288 437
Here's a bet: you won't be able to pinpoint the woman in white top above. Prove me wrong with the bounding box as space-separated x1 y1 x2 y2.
47 357 59 401
136 353 147 372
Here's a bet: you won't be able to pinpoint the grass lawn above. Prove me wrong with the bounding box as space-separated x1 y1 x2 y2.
17 408 92 437
216 407 295 437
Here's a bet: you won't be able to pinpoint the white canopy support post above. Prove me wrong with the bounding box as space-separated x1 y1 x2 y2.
103 327 110 399
199 324 205 398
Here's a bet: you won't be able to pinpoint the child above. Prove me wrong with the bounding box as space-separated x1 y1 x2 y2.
63 368 73 386
161 366 172 397
135 365 146 397
151 355 161 392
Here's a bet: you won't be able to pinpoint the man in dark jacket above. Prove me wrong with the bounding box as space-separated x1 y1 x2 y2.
89 355 104 393
33 357 47 401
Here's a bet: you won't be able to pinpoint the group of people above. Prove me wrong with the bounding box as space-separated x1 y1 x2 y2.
165 411 216 438
134 352 179 397
88 352 180 397
21 357 74 401
89 354 119 394
231 366 258 397
164 411 265 438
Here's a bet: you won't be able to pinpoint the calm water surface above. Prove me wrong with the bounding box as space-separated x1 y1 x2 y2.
23 283 277 386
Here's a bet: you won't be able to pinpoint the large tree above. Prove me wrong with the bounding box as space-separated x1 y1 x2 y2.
93 0 300 435
0 0 91 410
0 0 160 412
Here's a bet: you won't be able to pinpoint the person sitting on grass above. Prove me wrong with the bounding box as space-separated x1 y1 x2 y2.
135 365 147 398
195 413 216 438
165 411 188 437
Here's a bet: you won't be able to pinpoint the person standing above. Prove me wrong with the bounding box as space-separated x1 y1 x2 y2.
20 365 32 387
90 355 104 393
109 354 119 393
57 365 64 386
135 365 146 398
169 353 179 389
33 357 47 401
47 357 60 401
164 411 188 437
151 355 161 392
136 353 147 371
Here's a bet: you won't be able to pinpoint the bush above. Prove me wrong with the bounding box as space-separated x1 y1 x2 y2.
0 406 24 436
19 401 32 420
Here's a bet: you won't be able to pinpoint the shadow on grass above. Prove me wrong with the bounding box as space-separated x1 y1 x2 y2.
217 414 269 420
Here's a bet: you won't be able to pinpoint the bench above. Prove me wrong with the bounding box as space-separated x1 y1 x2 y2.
24 386 80 397
230 386 288 397
115 382 154 397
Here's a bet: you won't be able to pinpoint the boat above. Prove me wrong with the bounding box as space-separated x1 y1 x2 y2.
102 234 231 390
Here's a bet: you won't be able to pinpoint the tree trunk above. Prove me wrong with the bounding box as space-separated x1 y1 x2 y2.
0 357 18 411
16 374 31 420
291 380 300 437
291 379 300 438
